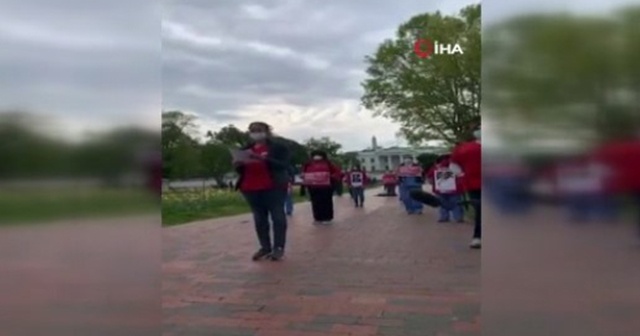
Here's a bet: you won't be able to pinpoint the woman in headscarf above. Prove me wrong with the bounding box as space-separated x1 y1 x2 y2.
234 121 291 261
301 150 341 224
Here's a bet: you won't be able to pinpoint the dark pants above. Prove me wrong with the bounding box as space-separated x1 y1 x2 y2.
350 186 365 206
384 184 396 196
335 182 344 196
468 190 481 239
308 187 334 221
242 188 288 251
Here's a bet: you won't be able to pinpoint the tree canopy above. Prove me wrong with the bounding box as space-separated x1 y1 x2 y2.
161 111 313 182
361 3 481 146
483 6 640 143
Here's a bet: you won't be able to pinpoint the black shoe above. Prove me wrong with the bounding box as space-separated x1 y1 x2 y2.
269 248 284 261
252 248 272 261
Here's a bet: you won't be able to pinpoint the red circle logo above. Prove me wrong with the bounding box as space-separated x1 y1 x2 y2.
414 39 433 58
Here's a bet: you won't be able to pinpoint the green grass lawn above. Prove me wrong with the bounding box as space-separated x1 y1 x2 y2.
162 186 308 227
0 188 157 225
162 184 382 226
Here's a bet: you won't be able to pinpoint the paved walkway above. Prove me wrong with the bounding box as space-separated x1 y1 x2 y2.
163 189 480 336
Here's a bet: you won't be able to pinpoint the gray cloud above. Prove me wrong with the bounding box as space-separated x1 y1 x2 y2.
162 0 479 148
0 0 160 133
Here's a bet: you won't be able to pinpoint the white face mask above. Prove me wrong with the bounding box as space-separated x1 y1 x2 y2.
313 156 322 160
473 130 481 140
249 132 267 141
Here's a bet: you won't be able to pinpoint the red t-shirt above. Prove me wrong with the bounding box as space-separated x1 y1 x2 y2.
592 139 640 193
451 141 481 191
302 160 339 187
240 144 273 192
382 173 397 184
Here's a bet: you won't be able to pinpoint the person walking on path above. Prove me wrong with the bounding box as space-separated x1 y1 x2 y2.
451 125 482 249
397 157 425 214
346 164 368 207
427 154 464 223
234 121 291 261
284 169 295 216
302 150 341 224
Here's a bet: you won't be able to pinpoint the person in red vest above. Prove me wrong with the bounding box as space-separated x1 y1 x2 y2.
451 125 482 248
234 121 291 261
591 131 640 233
302 150 341 224
381 170 398 196
426 154 464 223
346 164 368 207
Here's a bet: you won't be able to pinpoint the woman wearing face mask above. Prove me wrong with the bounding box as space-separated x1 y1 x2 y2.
234 122 291 261
301 150 341 224
450 125 482 249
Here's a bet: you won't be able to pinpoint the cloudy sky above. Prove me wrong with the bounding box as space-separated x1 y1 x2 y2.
163 0 478 151
1 0 636 145
0 0 160 140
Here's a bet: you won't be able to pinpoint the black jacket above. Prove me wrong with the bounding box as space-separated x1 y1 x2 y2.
235 138 291 190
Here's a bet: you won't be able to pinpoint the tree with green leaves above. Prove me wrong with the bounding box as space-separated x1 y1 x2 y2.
208 124 250 148
162 111 202 179
304 137 342 159
483 7 640 144
416 153 440 169
361 3 480 146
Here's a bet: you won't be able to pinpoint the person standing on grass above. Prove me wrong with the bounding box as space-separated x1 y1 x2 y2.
234 121 291 261
397 157 425 214
427 154 464 223
302 150 341 224
451 125 482 249
346 164 368 207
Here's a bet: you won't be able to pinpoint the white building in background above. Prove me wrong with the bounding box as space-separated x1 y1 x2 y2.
355 136 447 173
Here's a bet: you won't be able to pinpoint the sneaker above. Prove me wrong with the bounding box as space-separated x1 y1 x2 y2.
252 248 272 261
469 238 481 249
269 248 284 261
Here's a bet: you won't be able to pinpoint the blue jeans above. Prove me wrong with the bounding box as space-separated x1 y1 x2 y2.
565 193 618 222
284 192 293 215
350 187 365 206
400 184 424 213
438 193 464 221
242 189 288 251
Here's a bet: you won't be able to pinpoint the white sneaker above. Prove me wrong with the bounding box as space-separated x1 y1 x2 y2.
469 238 481 249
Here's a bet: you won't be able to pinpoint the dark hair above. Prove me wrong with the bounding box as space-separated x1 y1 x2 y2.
310 150 327 159
436 154 451 163
248 121 272 134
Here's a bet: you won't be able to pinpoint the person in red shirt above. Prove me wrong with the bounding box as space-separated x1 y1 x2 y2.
426 154 464 223
591 133 640 232
451 126 482 248
346 164 368 207
381 170 398 196
301 150 341 223
234 122 291 261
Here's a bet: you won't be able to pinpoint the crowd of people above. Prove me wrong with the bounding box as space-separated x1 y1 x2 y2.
230 121 483 261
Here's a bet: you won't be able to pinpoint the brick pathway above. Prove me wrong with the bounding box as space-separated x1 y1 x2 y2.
163 189 480 336
483 205 640 336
